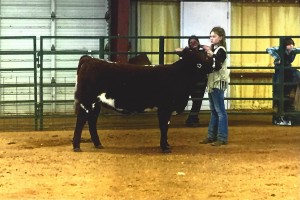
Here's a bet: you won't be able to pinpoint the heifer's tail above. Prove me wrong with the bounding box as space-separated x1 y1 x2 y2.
77 55 92 74
74 55 93 114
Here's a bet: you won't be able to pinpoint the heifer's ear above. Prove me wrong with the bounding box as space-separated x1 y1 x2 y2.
180 47 194 59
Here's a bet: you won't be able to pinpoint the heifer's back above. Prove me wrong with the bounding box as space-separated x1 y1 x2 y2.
128 54 152 65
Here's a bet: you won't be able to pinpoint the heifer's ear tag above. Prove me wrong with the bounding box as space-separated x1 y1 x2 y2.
197 63 202 69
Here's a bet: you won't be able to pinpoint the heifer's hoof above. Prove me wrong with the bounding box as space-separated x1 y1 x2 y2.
161 142 171 148
73 147 82 152
161 148 171 153
161 146 171 153
95 144 104 149
166 142 170 148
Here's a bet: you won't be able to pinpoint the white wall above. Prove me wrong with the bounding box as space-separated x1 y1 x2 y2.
180 2 231 110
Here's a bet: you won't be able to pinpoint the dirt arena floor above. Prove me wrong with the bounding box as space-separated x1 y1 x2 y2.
0 114 299 200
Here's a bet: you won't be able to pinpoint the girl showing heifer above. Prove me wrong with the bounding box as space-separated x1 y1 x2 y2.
200 26 229 146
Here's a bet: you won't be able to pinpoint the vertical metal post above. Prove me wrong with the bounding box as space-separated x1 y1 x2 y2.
99 36 105 59
278 37 285 117
33 37 38 130
51 0 57 112
39 37 44 130
159 36 165 65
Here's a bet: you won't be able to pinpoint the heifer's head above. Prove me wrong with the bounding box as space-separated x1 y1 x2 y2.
178 47 214 76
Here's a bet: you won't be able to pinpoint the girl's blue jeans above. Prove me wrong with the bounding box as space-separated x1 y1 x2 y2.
208 88 228 142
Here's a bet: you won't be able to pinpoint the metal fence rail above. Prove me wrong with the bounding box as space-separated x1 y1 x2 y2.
0 35 299 131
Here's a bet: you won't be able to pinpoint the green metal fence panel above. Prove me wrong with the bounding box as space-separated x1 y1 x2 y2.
0 36 38 131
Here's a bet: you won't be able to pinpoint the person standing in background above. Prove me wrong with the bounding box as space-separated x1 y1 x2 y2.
266 37 300 126
175 35 208 127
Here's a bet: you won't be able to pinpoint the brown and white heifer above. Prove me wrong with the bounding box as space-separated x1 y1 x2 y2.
73 48 215 153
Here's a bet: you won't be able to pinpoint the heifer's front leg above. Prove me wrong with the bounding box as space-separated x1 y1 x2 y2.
157 108 172 153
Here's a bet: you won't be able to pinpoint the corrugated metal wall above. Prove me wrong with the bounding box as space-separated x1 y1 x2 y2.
0 0 108 115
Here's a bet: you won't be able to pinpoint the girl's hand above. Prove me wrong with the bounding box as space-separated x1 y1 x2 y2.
207 50 213 57
201 45 211 51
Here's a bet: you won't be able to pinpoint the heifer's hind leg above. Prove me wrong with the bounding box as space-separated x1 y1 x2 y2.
73 110 87 152
87 102 103 149
157 108 172 153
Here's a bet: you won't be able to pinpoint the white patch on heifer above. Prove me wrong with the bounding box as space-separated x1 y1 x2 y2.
99 93 164 113
98 93 122 111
